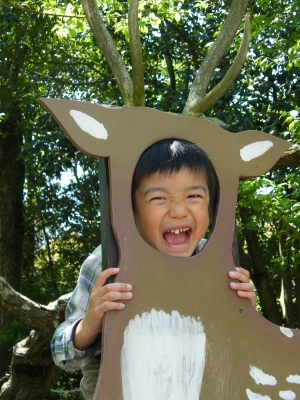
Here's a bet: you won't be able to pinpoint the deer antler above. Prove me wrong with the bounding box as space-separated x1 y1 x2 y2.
129 0 145 106
183 0 250 117
82 0 134 106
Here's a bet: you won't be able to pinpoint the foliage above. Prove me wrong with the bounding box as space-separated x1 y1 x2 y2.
0 320 30 346
42 372 83 400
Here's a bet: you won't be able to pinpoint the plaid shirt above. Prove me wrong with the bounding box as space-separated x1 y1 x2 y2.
51 245 103 371
51 239 207 372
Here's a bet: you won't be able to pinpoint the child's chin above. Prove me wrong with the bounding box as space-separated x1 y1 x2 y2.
164 247 193 258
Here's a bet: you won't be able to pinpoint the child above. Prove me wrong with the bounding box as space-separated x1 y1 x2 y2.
51 139 256 399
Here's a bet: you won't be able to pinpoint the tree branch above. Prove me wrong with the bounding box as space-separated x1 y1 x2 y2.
272 144 300 169
0 2 86 18
128 0 145 106
0 276 71 398
82 0 133 106
0 276 70 333
165 50 176 91
183 0 249 116
190 15 250 115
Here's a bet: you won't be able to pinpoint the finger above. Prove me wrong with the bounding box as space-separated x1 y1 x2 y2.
104 282 132 294
229 282 253 292
95 298 133 320
94 268 120 288
88 301 127 328
98 301 127 313
236 290 257 308
92 282 132 298
100 290 133 303
86 293 132 328
236 267 250 278
229 268 250 283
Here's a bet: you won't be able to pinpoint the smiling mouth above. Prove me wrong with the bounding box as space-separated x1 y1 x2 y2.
163 228 191 245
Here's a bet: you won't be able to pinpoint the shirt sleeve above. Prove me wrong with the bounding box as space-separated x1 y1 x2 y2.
51 245 103 371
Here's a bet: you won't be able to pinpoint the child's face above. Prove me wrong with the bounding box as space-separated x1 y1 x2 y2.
133 168 210 257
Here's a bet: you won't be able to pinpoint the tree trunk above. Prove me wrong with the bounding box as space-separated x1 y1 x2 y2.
294 240 300 328
0 279 71 399
0 37 28 380
0 330 64 400
238 206 283 325
278 234 295 328
0 109 25 379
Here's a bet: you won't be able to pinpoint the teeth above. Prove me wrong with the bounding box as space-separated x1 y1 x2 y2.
169 228 189 235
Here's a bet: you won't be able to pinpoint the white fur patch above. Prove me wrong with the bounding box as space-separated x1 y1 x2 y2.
121 309 206 400
279 390 296 400
246 388 271 399
240 141 274 161
280 327 294 338
69 110 108 139
286 375 300 384
249 366 277 386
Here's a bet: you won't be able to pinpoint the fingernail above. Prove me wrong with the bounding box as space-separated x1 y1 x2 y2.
127 284 132 290
122 303 126 308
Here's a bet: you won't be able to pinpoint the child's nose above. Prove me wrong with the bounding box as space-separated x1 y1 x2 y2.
168 202 188 218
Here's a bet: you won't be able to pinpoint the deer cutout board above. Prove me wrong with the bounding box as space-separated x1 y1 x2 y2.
40 98 300 400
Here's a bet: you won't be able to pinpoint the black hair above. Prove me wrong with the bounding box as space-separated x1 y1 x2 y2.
132 138 219 220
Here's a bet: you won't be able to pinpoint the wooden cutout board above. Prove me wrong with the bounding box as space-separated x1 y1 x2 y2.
40 98 300 400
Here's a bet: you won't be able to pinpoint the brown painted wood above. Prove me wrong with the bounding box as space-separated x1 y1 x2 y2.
39 98 299 400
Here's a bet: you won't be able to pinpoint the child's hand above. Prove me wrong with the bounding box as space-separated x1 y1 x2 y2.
74 268 132 350
228 267 256 308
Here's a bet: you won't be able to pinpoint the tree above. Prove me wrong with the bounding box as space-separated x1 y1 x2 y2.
0 0 108 381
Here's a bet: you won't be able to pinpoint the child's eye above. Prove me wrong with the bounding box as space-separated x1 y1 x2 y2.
188 194 202 199
151 196 166 201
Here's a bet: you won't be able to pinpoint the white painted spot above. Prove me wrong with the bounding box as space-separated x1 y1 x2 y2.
280 327 294 338
240 140 274 161
121 309 206 400
279 390 296 400
69 110 108 139
250 366 277 386
246 388 271 399
287 375 300 384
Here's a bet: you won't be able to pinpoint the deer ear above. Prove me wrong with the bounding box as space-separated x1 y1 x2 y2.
236 131 290 178
39 98 121 158
69 110 108 140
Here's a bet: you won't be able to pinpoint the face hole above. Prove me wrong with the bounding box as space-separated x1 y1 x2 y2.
131 139 220 258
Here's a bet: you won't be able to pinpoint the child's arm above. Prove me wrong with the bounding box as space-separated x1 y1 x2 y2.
228 267 256 308
51 245 131 371
74 268 132 350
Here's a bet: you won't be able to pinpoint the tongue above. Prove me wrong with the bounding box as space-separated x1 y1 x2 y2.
163 231 187 245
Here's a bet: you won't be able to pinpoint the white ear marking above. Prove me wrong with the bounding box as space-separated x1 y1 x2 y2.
279 390 296 400
280 327 294 338
70 110 108 140
249 366 277 386
240 140 274 161
286 375 300 384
